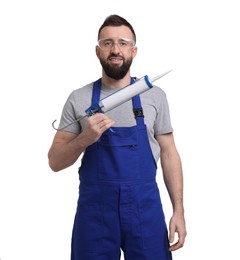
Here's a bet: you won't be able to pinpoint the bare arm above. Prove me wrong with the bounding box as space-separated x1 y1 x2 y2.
48 113 115 172
156 133 187 251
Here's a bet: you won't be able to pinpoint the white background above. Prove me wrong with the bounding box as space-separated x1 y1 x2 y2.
1 0 240 259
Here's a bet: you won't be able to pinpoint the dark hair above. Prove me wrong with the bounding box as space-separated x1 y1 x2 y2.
98 14 136 43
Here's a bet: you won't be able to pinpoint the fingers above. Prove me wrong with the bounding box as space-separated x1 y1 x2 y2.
168 216 187 251
169 231 185 251
82 114 115 145
169 224 175 244
169 226 187 251
88 113 115 133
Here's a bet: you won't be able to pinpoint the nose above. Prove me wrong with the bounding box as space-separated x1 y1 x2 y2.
111 42 121 53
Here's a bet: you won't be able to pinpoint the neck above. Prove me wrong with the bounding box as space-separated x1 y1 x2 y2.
101 71 132 89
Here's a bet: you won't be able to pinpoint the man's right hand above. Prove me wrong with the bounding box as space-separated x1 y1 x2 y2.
81 113 115 146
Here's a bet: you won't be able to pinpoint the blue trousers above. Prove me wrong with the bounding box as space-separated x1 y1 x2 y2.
71 181 172 260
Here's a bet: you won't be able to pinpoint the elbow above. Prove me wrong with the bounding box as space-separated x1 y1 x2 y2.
48 161 61 172
48 157 73 172
48 149 62 172
48 154 63 172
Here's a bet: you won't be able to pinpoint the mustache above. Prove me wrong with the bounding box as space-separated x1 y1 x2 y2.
108 54 124 60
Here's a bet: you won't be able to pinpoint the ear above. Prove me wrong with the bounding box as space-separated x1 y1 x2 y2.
96 46 100 59
132 46 138 58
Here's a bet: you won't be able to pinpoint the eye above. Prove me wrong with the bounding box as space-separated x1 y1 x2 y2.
119 40 128 47
103 40 113 47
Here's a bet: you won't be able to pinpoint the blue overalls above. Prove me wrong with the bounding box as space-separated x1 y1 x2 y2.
71 78 172 260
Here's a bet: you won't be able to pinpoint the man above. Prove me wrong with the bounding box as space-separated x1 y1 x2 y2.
48 14 186 260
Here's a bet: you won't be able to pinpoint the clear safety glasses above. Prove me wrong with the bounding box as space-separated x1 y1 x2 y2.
98 38 136 51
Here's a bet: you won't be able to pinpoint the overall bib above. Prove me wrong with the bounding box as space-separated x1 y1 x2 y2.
71 78 172 260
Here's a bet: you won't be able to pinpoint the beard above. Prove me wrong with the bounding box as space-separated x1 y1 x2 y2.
99 55 133 80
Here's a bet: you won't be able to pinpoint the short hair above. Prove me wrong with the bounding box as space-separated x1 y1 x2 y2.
98 14 136 43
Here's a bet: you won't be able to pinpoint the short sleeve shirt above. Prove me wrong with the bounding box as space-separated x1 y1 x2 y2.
58 80 173 163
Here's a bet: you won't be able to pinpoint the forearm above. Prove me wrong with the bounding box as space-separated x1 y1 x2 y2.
48 113 115 172
160 149 184 213
48 133 88 172
157 134 186 250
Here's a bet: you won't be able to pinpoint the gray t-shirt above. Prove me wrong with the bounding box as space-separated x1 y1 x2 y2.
58 80 173 163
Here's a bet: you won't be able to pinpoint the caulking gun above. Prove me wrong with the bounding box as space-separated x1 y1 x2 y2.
52 70 172 131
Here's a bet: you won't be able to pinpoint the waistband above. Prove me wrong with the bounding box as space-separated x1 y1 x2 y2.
79 178 157 186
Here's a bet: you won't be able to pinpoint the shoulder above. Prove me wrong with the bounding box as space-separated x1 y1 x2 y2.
148 85 167 97
69 81 94 99
140 85 168 105
64 81 95 107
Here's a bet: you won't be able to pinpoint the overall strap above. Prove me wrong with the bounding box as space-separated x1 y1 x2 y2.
92 77 144 126
92 78 102 105
132 95 145 126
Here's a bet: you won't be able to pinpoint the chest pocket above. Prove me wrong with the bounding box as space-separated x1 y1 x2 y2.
96 126 139 181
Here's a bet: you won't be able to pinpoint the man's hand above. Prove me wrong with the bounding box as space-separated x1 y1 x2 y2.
169 212 187 251
81 113 115 146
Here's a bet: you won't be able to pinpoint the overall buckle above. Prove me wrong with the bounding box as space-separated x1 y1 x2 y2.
133 108 144 118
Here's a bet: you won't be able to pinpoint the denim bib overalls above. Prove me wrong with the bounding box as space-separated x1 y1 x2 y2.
71 78 172 260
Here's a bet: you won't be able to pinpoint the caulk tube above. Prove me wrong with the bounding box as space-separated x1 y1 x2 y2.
99 75 152 113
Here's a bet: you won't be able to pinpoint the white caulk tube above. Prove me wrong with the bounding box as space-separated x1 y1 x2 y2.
99 70 172 113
